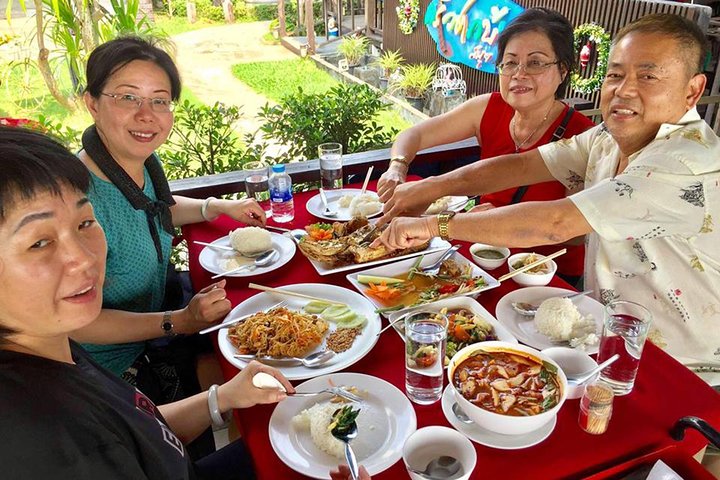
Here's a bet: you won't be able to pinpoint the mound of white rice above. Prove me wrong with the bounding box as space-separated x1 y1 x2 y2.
229 226 272 257
424 196 451 215
534 297 596 344
292 403 346 458
349 193 382 217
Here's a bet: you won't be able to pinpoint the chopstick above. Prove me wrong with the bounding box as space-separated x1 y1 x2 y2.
360 166 374 195
265 225 291 233
194 241 234 251
498 248 566 282
248 283 346 306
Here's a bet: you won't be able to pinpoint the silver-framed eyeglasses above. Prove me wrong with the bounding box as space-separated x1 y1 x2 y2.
100 92 176 112
497 60 560 76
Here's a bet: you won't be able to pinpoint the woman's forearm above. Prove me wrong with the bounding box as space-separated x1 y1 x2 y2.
158 391 214 444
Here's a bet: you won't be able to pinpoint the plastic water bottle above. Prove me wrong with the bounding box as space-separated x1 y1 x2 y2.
269 164 294 223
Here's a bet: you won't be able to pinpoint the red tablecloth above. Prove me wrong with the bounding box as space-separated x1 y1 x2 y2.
184 180 720 479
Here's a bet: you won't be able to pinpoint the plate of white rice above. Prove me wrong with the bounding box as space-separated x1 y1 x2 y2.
269 372 416 478
306 188 383 221
495 287 603 354
198 229 296 277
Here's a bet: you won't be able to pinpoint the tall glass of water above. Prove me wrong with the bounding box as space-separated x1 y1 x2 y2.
243 161 272 217
318 143 343 190
405 310 448 405
597 301 652 396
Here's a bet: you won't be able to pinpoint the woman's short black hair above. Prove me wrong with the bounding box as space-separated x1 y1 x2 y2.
0 126 90 342
496 8 575 98
85 36 181 101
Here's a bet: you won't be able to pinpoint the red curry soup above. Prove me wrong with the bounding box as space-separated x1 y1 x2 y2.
452 349 562 416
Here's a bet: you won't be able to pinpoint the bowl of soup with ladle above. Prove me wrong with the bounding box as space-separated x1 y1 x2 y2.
447 341 567 435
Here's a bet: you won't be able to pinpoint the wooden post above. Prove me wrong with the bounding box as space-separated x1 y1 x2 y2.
305 0 316 54
298 0 305 33
222 0 235 23
278 0 287 36
364 0 370 36
186 1 197 23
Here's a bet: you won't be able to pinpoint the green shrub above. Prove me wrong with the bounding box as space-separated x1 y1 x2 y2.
256 83 397 162
195 0 225 22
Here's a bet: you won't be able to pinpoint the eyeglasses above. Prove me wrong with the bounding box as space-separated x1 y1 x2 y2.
497 60 560 76
100 92 176 113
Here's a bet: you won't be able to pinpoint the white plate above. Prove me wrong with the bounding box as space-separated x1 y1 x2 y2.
306 188 382 221
306 237 453 276
495 287 604 354
198 232 296 277
387 296 518 346
440 386 556 450
269 372 417 478
217 284 381 380
346 250 501 314
422 196 470 216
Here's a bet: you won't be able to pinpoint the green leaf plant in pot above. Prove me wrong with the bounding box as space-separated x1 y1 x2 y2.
338 34 369 74
373 49 405 90
395 63 435 112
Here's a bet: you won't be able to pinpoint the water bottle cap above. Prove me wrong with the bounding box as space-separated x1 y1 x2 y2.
271 164 285 173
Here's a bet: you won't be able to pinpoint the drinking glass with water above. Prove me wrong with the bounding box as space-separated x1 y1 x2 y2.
318 143 343 190
597 301 652 396
405 310 448 405
243 161 272 217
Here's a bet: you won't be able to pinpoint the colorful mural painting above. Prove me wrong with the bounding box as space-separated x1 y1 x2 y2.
424 0 524 73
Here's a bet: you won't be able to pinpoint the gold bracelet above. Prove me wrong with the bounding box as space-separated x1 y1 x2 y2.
390 155 409 168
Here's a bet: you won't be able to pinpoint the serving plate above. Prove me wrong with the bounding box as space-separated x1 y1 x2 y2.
269 372 416 478
306 188 382 222
495 287 603 354
217 284 380 380
346 249 500 314
422 195 470 216
198 232 296 277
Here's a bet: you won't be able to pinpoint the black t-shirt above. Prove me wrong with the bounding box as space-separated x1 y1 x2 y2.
0 341 195 480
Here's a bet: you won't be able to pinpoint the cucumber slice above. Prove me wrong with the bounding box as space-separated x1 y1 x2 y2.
357 274 405 285
337 315 366 329
329 310 357 323
304 301 332 314
321 305 351 321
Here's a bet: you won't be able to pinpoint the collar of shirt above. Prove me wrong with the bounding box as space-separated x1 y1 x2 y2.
655 107 701 139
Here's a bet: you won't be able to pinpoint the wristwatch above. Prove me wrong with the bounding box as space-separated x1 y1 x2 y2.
390 155 409 169
437 211 456 241
161 311 176 337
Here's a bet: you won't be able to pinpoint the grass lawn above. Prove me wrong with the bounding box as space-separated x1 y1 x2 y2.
231 58 412 134
155 14 221 37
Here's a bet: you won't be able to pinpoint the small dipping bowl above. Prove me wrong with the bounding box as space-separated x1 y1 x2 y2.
542 347 599 399
507 252 557 287
403 426 476 480
469 243 511 270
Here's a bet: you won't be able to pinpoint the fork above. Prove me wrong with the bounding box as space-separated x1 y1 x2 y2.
417 245 461 276
288 387 363 403
319 188 338 217
200 300 287 334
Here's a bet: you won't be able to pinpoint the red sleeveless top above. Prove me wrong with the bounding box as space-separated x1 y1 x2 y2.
478 92 595 276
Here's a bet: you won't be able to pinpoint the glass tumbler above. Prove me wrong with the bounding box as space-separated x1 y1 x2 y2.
318 142 343 190
243 161 272 217
405 310 448 405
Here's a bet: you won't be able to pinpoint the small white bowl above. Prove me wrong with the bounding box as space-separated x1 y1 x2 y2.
469 243 511 270
507 252 557 287
403 426 476 480
542 347 598 399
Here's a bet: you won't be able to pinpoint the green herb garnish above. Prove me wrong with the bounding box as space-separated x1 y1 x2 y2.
329 405 360 436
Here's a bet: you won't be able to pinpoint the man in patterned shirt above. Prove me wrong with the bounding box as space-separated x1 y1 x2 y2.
374 13 720 376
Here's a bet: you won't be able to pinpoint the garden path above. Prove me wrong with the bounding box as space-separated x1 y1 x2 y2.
172 21 297 134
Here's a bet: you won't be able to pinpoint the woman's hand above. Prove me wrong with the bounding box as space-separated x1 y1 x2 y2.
209 198 266 227
378 180 440 227
176 280 231 334
217 361 295 410
377 167 407 202
371 216 437 251
330 465 371 480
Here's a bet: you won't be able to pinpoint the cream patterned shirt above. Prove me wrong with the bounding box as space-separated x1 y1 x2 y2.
538 109 720 367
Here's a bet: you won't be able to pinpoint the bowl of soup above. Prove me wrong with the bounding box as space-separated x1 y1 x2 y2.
447 341 567 435
469 243 511 270
506 253 557 287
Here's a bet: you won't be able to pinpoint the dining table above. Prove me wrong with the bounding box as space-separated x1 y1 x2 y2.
183 179 720 480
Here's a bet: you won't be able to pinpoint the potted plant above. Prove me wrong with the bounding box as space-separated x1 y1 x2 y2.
373 49 404 90
394 63 435 111
337 34 369 74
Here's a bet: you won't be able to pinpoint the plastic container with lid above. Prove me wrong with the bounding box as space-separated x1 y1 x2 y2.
578 380 614 435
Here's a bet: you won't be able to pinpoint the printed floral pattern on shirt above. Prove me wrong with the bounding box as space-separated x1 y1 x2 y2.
681 128 708 147
679 182 704 207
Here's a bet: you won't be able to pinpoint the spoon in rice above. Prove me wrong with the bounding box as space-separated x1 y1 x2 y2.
512 290 593 317
331 412 360 480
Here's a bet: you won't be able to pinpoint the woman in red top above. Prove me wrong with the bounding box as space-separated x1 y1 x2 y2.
378 8 595 281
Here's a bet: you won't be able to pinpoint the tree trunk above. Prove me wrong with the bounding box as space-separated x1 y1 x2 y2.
71 0 96 53
305 0 315 53
278 0 287 36
33 0 76 111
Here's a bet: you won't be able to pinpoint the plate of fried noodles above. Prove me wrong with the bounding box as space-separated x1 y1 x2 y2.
218 284 381 380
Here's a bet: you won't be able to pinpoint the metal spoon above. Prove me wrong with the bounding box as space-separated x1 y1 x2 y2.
264 225 307 242
234 349 336 367
451 403 473 425
319 188 338 217
408 455 463 480
419 245 461 276
331 418 360 480
211 249 278 279
567 353 620 386
512 290 594 316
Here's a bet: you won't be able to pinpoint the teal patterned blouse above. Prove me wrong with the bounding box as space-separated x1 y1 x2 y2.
82 167 173 376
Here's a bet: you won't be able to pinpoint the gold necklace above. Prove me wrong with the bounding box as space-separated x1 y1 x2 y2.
511 102 555 153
